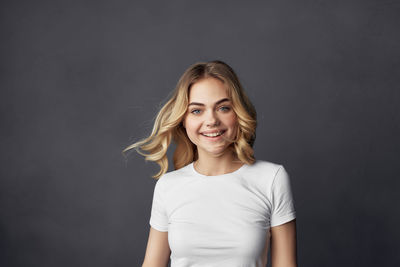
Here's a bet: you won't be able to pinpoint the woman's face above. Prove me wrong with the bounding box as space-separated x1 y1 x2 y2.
183 77 238 158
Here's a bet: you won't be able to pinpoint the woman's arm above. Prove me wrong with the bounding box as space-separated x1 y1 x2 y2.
142 226 171 267
270 219 298 267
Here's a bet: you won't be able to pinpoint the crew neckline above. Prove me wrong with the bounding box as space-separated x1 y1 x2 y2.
190 161 248 178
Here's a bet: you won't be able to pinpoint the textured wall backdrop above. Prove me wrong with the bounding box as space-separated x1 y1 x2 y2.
1 0 399 266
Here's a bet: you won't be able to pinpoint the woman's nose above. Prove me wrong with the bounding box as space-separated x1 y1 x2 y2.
205 110 219 126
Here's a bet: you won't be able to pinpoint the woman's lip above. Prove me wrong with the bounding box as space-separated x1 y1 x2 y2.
200 130 226 134
200 130 226 137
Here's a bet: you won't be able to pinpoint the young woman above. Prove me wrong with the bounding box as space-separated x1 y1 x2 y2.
123 60 297 267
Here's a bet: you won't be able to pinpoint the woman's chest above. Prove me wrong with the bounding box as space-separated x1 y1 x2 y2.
165 178 272 260
165 178 272 227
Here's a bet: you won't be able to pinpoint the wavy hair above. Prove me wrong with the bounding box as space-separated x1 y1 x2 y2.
122 60 257 179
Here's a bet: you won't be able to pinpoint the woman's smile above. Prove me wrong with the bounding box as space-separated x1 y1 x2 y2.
200 130 227 140
201 129 226 137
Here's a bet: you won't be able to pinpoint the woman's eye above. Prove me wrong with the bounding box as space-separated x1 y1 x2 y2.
190 109 201 114
219 106 231 112
190 106 230 114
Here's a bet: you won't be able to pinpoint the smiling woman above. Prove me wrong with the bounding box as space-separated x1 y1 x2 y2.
182 78 239 163
123 60 257 178
122 60 297 267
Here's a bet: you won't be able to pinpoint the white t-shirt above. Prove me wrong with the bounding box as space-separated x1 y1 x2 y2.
149 160 296 267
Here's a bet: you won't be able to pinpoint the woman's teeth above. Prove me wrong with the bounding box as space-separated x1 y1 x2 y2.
202 131 224 137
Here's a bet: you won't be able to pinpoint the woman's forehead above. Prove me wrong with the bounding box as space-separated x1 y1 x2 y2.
188 78 229 103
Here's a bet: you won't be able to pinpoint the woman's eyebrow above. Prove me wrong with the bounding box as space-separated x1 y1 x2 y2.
188 98 230 107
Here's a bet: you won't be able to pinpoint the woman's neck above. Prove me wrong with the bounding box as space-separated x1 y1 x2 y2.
194 151 243 176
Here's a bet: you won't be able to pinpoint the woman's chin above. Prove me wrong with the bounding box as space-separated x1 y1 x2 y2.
199 146 232 157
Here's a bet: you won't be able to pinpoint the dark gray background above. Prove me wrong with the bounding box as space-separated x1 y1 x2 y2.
1 0 399 266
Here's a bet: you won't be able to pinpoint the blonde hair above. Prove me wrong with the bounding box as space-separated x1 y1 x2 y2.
122 60 257 179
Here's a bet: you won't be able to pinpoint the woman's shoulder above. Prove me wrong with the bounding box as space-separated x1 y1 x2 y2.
240 160 288 193
249 159 284 173
155 162 193 183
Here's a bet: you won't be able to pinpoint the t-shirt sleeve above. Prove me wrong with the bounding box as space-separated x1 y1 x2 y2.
149 178 169 232
270 165 296 227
